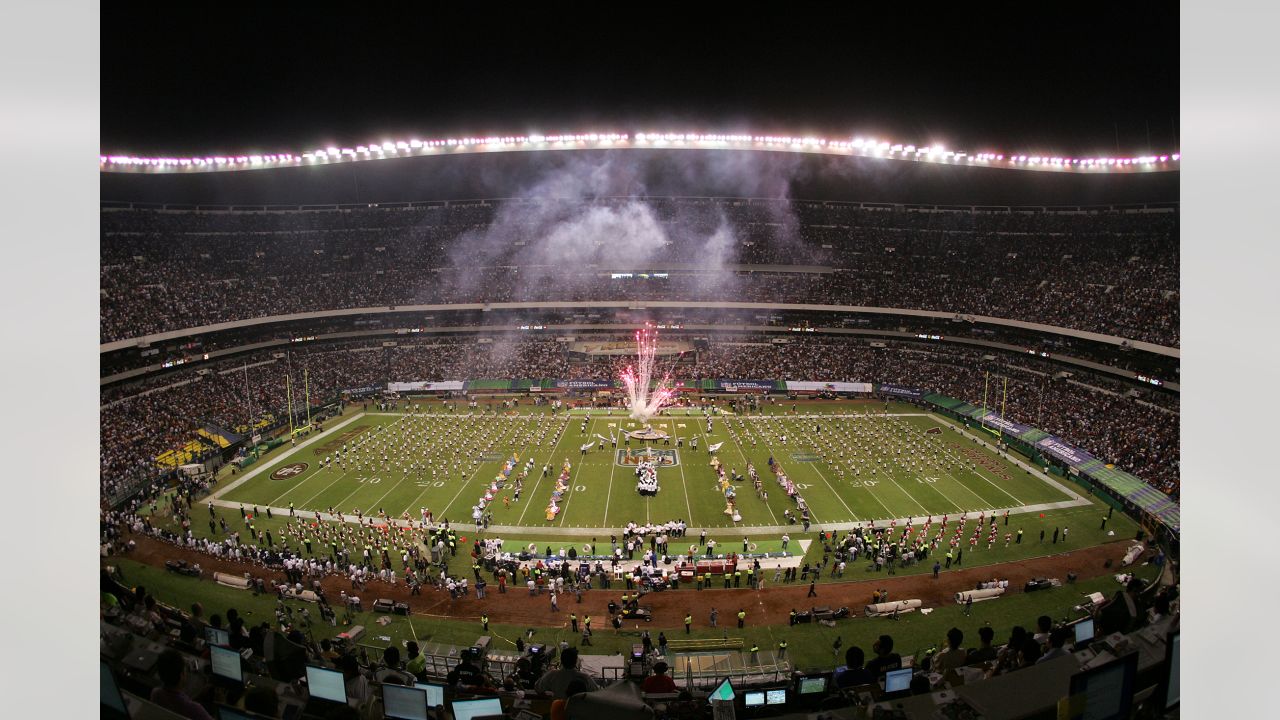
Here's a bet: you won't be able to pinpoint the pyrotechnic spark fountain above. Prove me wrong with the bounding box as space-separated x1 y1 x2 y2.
620 326 677 423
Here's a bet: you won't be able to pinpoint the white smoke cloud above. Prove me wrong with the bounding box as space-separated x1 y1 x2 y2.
436 149 814 305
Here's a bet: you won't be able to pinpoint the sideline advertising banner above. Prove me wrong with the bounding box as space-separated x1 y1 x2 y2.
1035 436 1097 467
716 380 781 392
554 379 616 391
978 412 1034 436
785 381 873 393
876 384 925 399
386 380 466 392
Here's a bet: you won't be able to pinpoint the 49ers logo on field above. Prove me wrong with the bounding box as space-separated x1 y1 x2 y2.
271 463 309 480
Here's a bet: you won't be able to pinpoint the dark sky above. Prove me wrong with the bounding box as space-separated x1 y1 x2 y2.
101 5 1178 159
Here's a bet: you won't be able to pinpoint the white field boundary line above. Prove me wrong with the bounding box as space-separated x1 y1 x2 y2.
927 414 1088 503
266 413 415 507
209 411 1091 536
208 412 367 501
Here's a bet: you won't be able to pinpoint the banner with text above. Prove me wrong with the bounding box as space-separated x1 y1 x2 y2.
386 380 466 392
785 381 874 393
876 384 926 399
716 380 783 392
553 379 616 391
978 412 1034 437
1034 436 1098 467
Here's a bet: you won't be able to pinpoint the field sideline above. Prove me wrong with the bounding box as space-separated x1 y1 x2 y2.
210 401 1088 534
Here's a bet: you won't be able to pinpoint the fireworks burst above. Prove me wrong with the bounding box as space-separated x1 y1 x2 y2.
620 325 678 423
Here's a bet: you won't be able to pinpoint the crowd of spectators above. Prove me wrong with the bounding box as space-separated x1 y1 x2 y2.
101 201 1178 345
100 335 1179 506
101 496 1179 720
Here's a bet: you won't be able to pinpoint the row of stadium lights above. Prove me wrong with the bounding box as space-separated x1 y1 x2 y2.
100 132 1180 172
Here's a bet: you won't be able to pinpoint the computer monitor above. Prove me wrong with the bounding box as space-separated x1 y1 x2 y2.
210 645 244 683
101 660 129 720
1066 652 1139 720
306 665 349 704
382 684 429 720
884 668 913 693
743 691 765 708
205 626 231 647
798 676 827 695
451 697 503 720
1161 630 1180 711
414 682 445 709
1074 619 1095 646
765 689 787 705
708 677 735 702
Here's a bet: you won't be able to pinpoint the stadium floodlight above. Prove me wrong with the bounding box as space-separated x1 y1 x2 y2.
99 128 1180 172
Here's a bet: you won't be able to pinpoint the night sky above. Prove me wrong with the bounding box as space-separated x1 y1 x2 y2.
101 5 1178 159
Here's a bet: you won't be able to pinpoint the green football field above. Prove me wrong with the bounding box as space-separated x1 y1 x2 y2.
214 400 1084 532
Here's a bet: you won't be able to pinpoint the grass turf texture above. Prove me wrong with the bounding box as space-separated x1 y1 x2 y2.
109 556 1160 675
214 400 1082 532
140 399 1138 589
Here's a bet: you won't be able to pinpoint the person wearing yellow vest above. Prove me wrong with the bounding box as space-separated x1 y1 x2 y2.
684 614 692 634
777 640 788 658
481 614 489 631
737 609 747 628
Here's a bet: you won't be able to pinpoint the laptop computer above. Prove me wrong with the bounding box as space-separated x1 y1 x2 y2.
123 646 161 673
382 684 429 720
882 667 912 695
451 697 503 720
210 644 246 703
303 665 350 717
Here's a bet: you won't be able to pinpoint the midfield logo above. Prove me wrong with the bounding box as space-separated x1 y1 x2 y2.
271 462 309 480
616 448 679 467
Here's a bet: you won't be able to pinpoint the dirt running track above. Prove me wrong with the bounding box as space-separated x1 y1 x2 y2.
116 536 1137 630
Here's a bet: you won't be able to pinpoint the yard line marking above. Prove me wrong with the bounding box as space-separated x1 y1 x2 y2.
208 411 368 501
517 416 571 525
440 427 518 521
298 468 355 508
924 416 1029 505
598 419 621 526
285 413 414 507
709 414 778 525
752 419 822 525
367 470 414 513
705 410 751 526
672 431 696 525
803 450 865 517
778 417 863 520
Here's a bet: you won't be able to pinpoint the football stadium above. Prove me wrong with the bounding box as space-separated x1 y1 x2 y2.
95 18 1184 720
